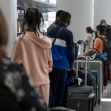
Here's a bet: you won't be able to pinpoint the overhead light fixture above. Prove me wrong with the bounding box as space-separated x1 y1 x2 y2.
101 98 111 102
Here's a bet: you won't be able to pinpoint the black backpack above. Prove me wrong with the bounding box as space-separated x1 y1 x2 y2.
103 39 111 54
99 37 111 54
98 25 111 54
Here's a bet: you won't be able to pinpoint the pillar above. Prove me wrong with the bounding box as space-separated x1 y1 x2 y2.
94 0 111 28
0 0 17 57
57 0 94 41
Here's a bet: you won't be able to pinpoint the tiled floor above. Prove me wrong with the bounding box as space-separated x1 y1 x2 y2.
95 82 111 111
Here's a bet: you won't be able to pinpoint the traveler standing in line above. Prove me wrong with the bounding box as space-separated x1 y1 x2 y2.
47 10 64 33
99 19 111 40
0 9 47 111
47 11 74 107
83 26 94 52
99 20 111 82
94 25 108 88
83 25 105 55
12 8 52 105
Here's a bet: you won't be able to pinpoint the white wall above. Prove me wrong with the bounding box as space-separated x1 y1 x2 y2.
0 0 17 57
94 0 111 28
57 0 94 42
0 0 111 57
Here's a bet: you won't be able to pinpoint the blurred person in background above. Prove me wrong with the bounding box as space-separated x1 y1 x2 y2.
12 8 52 105
83 25 105 56
83 26 94 52
84 25 108 89
94 24 108 88
100 19 111 42
0 9 47 111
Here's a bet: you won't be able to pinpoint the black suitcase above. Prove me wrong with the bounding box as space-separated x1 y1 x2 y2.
90 69 100 104
66 56 95 111
74 59 103 104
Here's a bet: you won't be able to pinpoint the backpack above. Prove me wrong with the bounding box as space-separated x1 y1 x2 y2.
99 37 111 54
51 28 64 61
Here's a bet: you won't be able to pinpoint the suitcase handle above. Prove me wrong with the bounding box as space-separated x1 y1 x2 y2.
76 56 91 86
76 55 95 85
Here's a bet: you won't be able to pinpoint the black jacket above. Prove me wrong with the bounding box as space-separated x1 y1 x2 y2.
0 57 47 111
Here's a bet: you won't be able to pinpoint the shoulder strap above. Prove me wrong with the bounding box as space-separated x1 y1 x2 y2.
52 28 64 45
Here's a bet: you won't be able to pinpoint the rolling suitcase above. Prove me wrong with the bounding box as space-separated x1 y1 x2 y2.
74 59 103 104
87 60 103 104
67 56 95 111
90 69 100 104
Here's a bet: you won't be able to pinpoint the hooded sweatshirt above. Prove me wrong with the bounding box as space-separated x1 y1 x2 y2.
12 32 52 86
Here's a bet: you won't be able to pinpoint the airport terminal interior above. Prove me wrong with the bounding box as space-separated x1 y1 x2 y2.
1 0 111 111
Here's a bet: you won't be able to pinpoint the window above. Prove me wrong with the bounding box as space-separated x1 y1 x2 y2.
33 0 56 4
40 0 46 2
49 0 56 4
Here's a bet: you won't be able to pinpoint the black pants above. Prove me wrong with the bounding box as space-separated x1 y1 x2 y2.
102 59 108 86
49 67 68 107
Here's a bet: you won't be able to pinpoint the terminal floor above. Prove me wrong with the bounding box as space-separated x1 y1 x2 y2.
95 81 111 111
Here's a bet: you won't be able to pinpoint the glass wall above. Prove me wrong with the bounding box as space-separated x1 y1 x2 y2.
17 8 25 34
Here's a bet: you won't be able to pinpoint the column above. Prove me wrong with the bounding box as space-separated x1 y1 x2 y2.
0 0 17 57
56 0 94 41
94 0 111 28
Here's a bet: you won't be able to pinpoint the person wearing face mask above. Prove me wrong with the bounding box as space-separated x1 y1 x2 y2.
83 25 105 56
47 11 74 107
94 25 108 89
